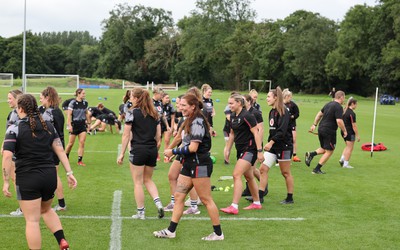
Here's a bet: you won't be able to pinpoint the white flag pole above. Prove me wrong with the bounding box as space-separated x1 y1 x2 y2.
371 87 378 157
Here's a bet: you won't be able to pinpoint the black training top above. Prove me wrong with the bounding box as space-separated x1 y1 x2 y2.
249 107 263 124
180 116 211 155
68 99 88 122
230 108 257 151
3 116 58 173
39 106 65 144
62 98 75 111
285 101 300 127
6 109 19 129
223 105 232 133
268 108 292 150
163 103 176 122
343 108 356 135
125 108 160 146
318 101 343 135
253 102 262 112
153 99 164 117
202 97 214 127
88 107 102 119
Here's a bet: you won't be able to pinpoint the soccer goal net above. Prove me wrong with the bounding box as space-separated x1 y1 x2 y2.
248 80 272 93
24 74 79 95
0 73 14 87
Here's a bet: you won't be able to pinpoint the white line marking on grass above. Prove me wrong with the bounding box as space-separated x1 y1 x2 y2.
85 150 117 153
0 214 305 221
109 190 122 250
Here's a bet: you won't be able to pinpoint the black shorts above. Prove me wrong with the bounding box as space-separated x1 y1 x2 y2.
71 120 87 135
342 132 356 142
318 131 336 150
129 145 157 167
16 167 57 201
180 154 213 178
236 149 257 165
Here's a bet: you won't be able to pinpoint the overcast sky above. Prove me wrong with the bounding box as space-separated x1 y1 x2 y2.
0 0 378 38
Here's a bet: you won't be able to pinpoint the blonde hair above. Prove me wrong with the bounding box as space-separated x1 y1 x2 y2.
249 89 258 96
201 83 212 94
282 88 292 98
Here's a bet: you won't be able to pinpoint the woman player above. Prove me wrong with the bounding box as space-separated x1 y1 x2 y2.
339 98 360 168
117 88 164 219
282 89 301 162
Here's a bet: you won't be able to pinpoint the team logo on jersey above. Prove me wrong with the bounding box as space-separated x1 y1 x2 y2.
157 106 162 112
270 118 274 126
207 103 212 107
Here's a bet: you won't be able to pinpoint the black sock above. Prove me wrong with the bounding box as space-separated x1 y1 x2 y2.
293 153 297 157
310 151 317 157
258 189 264 199
58 198 65 208
78 156 83 162
54 230 65 245
315 163 322 171
213 225 222 236
287 193 293 201
168 221 178 233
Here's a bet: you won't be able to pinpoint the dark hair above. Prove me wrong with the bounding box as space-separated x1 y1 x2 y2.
186 87 203 109
243 94 254 105
123 90 130 103
269 86 285 116
17 94 51 137
41 86 61 107
344 97 357 113
180 93 210 134
131 88 159 120
75 88 84 97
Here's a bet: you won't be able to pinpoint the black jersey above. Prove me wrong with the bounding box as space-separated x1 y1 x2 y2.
318 101 343 135
181 116 211 155
88 107 102 119
39 106 65 144
6 109 19 129
253 102 262 112
268 108 292 150
285 101 300 127
202 97 214 126
223 105 232 133
62 98 75 111
3 116 59 173
343 108 356 135
153 98 164 117
163 103 176 122
126 108 159 146
68 99 88 122
249 107 263 124
230 109 258 151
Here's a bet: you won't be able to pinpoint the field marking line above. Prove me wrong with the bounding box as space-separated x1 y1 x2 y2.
109 190 122 250
0 214 305 221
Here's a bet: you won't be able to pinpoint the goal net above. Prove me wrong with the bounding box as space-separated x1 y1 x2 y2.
248 80 272 93
0 73 13 87
24 74 79 95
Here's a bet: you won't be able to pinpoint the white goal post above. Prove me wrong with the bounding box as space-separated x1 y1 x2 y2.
24 74 79 94
248 79 272 92
0 73 14 87
151 81 179 91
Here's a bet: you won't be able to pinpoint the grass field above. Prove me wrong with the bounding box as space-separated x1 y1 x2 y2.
0 87 399 249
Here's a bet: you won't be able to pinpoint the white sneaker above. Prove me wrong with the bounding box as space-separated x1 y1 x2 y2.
132 212 145 220
184 198 203 207
201 232 224 241
10 207 23 216
183 207 201 215
343 165 354 169
153 228 176 238
163 202 174 212
53 204 67 211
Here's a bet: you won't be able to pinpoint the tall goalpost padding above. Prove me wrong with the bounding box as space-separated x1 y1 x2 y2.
24 74 79 95
0 73 14 87
248 80 272 92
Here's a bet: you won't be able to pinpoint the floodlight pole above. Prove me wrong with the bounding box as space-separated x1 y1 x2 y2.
22 0 27 93
371 87 378 157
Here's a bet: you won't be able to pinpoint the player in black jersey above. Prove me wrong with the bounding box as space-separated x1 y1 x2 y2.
2 94 77 250
65 88 91 166
161 92 176 158
201 84 216 136
283 89 301 162
260 87 294 204
305 91 347 174
152 87 165 161
220 94 264 215
117 88 164 220
155 93 223 241
39 86 68 211
249 89 262 112
88 103 120 134
339 98 360 168
3 89 23 216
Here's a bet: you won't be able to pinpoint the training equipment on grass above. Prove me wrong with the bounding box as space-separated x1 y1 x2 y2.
361 142 387 151
371 87 378 157
216 98 220 102
172 98 176 102
210 155 216 164
0 73 13 87
24 74 79 95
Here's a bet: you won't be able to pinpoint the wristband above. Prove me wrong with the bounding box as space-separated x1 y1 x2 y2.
313 124 317 126
257 148 263 153
172 146 190 155
66 171 74 176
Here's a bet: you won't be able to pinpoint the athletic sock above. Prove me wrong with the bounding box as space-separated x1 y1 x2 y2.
340 155 344 162
154 197 162 208
137 207 145 214
58 198 66 208
170 195 175 204
53 230 65 244
344 160 349 167
286 193 293 201
168 221 178 233
315 163 323 171
78 156 83 162
258 190 264 199
310 151 317 157
213 225 222 236
231 203 238 209
190 200 198 209
253 201 261 205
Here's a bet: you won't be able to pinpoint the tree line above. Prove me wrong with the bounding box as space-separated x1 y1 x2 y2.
0 0 399 96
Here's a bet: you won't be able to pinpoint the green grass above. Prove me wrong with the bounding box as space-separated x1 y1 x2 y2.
0 88 399 249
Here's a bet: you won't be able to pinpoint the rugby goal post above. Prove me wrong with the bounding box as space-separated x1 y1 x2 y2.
24 74 79 95
151 81 179 91
248 80 272 92
0 73 14 87
122 81 150 90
